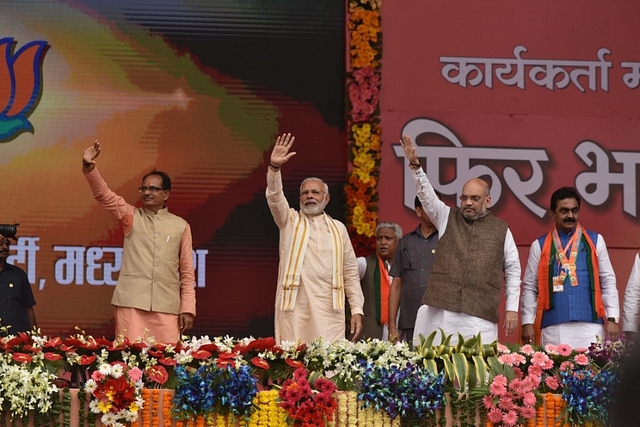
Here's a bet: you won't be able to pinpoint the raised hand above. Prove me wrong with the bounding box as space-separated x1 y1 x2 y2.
83 140 101 166
270 133 296 168
399 133 419 165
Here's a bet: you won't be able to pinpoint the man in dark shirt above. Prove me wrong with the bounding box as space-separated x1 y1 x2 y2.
388 196 438 343
0 234 36 335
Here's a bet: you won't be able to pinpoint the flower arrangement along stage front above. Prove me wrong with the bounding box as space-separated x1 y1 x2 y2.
84 361 144 427
0 330 627 427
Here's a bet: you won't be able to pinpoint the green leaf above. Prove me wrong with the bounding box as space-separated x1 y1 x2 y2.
451 352 469 392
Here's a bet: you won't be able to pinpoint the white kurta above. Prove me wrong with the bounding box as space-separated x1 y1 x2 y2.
622 253 640 333
410 167 522 345
266 169 364 344
520 233 619 348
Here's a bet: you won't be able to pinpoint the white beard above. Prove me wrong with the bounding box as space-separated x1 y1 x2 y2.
301 200 327 216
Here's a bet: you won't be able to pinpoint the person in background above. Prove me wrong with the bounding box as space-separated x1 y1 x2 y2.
521 186 619 348
82 140 196 344
0 233 37 336
355 222 401 341
622 252 640 342
267 133 364 344
401 133 521 344
388 197 438 343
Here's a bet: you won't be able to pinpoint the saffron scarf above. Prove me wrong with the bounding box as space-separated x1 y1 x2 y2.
373 254 391 326
280 213 344 311
537 225 606 320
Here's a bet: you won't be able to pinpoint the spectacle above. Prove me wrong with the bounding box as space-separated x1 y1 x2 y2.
459 195 484 202
0 239 10 246
138 186 165 193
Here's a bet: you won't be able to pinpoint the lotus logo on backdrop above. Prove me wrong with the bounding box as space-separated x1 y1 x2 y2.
0 38 49 142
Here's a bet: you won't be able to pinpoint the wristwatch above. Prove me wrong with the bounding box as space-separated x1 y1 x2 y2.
607 317 619 324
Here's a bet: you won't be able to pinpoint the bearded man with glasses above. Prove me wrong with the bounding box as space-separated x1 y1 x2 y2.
400 134 522 345
267 133 364 344
82 141 196 344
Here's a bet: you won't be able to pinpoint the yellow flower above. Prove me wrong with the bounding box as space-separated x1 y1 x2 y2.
129 401 139 414
97 400 112 413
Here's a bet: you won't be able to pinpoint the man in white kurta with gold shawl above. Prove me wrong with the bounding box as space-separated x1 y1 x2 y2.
266 133 364 344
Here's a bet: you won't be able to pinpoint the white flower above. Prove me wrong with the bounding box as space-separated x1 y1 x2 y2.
101 412 118 426
84 379 98 393
110 363 124 379
174 350 193 364
98 363 112 376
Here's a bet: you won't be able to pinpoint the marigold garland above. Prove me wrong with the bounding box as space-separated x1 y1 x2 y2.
162 391 173 427
142 389 151 427
151 389 160 427
247 390 287 427
345 0 383 256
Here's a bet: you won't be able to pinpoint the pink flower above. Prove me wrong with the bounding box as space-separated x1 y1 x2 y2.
545 376 560 390
531 351 551 367
490 381 507 397
557 343 572 356
492 374 508 387
526 374 541 388
488 408 503 424
91 371 105 382
574 354 590 366
523 392 537 406
498 396 515 410
528 365 542 376
127 366 142 383
519 344 535 355
575 347 588 353
483 395 495 409
544 343 559 355
498 353 516 366
497 343 511 354
502 410 519 426
541 358 554 370
520 406 537 419
559 361 574 371
512 353 527 366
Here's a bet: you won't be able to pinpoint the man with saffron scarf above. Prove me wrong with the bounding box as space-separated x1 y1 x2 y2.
267 133 364 344
355 222 401 340
401 134 521 345
521 187 619 348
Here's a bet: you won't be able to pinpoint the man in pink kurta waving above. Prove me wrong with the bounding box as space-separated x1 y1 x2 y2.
82 141 196 344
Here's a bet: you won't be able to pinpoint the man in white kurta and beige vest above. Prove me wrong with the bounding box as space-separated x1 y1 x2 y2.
82 141 196 344
267 133 364 344
400 134 522 345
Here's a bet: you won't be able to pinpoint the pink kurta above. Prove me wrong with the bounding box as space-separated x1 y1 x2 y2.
85 167 196 344
266 169 364 344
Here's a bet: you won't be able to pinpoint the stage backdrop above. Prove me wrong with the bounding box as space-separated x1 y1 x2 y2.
0 0 346 338
377 0 640 340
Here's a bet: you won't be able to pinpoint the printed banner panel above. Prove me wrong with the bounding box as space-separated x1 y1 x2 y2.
0 1 346 338
379 1 640 339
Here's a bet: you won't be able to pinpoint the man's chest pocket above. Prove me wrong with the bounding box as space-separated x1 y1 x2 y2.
401 248 416 270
